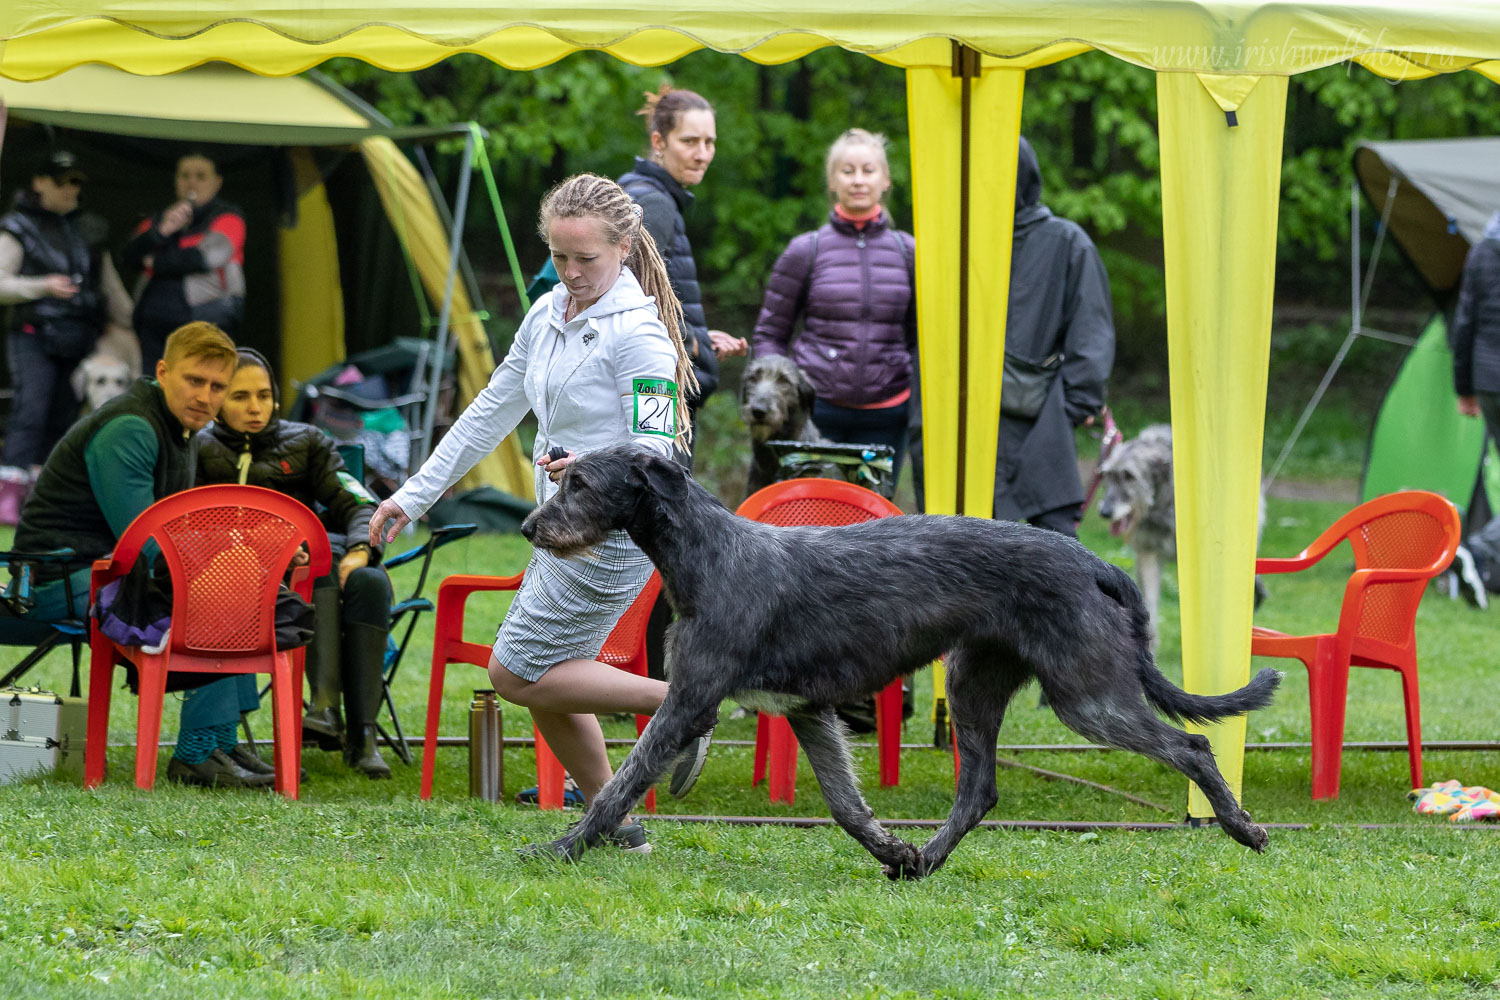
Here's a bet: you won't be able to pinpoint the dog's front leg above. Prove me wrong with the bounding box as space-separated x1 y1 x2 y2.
786 709 927 881
533 690 717 862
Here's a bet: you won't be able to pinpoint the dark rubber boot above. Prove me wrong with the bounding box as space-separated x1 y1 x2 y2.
341 623 391 779
302 585 344 751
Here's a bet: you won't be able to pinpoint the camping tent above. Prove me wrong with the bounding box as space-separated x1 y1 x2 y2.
6 2 1500 818
0 63 531 495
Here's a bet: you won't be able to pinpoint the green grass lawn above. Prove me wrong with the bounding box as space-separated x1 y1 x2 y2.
4 489 1500 998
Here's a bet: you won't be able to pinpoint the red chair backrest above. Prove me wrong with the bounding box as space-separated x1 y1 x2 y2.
106 485 332 658
598 572 662 670
1339 491 1461 645
736 477 904 527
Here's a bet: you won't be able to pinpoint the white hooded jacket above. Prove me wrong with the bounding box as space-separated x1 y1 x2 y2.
392 265 680 520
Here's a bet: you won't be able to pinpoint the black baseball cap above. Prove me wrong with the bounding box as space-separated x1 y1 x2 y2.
34 150 87 184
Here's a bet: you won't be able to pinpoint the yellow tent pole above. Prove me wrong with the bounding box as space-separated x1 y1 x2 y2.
278 147 345 396
907 52 1024 740
1157 72 1288 818
359 135 532 498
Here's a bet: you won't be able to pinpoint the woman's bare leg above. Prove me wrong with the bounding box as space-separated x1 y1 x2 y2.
527 707 615 802
488 656 671 813
488 656 668 716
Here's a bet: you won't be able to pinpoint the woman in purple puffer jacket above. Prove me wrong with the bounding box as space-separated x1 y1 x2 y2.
751 128 917 480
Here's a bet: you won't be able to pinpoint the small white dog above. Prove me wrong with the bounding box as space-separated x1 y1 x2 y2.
70 325 139 414
71 353 134 413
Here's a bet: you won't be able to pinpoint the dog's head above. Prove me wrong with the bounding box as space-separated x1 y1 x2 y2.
72 354 134 412
1097 424 1172 540
521 445 690 556
740 354 816 443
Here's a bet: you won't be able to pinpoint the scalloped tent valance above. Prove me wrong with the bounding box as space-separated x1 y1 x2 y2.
2 3 1500 80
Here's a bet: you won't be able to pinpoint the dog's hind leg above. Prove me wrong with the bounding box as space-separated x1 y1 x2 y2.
1050 690 1268 852
916 646 1026 878
786 707 925 880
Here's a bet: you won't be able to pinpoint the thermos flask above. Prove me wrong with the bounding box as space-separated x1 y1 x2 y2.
468 690 502 801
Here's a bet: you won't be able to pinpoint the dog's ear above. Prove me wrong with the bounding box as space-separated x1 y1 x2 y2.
70 360 91 402
628 451 685 500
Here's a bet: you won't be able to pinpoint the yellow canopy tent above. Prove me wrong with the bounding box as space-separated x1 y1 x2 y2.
0 63 531 496
7 3 1500 817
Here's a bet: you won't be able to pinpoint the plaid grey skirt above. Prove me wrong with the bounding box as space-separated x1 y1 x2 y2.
491 528 654 682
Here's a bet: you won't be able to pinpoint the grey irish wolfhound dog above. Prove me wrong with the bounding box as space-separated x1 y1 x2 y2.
521 445 1281 879
739 353 827 497
1098 424 1266 646
1097 424 1176 643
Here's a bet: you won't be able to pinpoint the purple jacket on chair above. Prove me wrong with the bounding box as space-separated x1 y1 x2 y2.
752 210 916 407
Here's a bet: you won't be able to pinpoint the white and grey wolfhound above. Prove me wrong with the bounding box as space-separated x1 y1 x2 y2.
1097 424 1266 646
520 444 1281 880
738 353 828 497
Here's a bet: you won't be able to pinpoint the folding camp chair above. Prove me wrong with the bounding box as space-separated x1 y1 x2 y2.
376 522 479 764
0 548 89 696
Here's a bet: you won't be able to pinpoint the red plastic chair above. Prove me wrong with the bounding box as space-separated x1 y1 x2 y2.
735 478 906 803
1250 490 1460 799
84 485 331 798
420 570 662 811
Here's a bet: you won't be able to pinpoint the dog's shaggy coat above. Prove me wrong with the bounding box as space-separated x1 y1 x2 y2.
521 445 1280 879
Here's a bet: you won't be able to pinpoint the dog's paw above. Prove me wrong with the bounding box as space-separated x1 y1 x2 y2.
880 842 930 882
1224 817 1269 854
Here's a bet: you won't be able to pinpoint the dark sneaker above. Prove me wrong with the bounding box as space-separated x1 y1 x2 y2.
606 818 651 854
167 749 275 789
515 774 585 808
668 729 712 799
1453 544 1488 610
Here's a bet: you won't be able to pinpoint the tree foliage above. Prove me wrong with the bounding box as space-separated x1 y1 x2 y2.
325 51 1500 369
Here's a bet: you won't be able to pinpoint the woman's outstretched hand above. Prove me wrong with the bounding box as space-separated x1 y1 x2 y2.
539 448 575 483
369 498 411 546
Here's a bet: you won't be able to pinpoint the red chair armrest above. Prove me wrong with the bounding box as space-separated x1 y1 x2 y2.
1255 553 1323 575
436 573 525 607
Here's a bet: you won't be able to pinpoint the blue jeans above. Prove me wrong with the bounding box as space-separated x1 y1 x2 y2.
23 566 93 622
811 399 910 486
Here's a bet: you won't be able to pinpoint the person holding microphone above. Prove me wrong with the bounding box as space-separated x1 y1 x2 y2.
124 152 246 368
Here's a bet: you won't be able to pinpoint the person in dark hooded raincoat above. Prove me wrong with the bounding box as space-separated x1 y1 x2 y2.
911 136 1115 533
992 135 1115 533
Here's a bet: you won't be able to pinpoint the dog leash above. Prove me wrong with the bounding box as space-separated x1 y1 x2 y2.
1080 405 1122 511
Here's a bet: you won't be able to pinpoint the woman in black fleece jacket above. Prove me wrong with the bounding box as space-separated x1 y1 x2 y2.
182 348 394 781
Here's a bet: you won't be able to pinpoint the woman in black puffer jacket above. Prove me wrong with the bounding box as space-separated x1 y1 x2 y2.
188 348 394 779
617 84 747 459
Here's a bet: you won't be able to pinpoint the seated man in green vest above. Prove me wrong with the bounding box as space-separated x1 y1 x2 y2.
10 321 242 781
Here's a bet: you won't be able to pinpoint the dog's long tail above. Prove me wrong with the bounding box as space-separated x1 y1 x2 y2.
1094 561 1281 725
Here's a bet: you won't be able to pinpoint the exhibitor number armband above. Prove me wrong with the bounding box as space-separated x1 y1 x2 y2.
630 378 677 439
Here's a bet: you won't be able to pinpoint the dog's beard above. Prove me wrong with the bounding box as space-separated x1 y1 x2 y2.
745 419 781 443
530 521 607 560
1105 502 1140 539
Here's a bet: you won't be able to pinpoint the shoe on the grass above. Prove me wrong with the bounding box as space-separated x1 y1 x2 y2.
229 745 307 781
1453 544 1489 610
228 744 275 776
668 728 712 799
515 773 585 808
167 749 275 789
606 818 651 854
